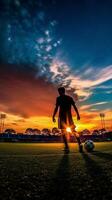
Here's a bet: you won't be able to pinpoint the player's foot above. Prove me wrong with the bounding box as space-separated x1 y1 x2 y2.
79 144 83 153
63 147 70 153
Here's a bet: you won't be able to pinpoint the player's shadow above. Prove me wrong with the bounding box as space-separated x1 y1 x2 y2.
50 152 70 200
81 152 112 198
92 151 112 161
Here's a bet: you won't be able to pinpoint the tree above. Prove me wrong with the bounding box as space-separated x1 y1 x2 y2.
25 128 33 135
32 129 41 135
81 129 91 135
92 129 99 135
52 127 60 135
4 129 16 134
42 128 51 136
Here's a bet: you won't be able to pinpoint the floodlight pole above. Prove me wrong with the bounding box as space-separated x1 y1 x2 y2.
0 114 6 133
100 113 105 129
0 117 2 133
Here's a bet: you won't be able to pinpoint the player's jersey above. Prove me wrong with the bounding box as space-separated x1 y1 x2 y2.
56 95 74 116
56 95 75 129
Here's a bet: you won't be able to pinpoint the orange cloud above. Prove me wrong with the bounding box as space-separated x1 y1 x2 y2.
0 64 112 132
0 64 57 118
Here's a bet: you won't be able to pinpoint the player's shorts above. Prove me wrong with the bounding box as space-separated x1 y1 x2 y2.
58 116 76 130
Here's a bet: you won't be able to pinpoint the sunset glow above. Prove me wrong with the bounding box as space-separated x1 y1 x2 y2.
0 0 112 133
1 109 111 133
66 127 72 133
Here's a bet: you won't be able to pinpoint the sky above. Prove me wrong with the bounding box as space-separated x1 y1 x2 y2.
0 0 112 132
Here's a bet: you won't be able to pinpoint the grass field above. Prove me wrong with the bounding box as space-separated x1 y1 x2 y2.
0 142 112 200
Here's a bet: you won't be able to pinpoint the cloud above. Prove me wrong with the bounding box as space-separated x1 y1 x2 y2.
49 58 112 100
80 101 109 110
0 64 57 118
105 90 112 94
1 61 111 121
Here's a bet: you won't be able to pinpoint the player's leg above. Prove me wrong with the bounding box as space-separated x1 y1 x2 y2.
62 129 69 152
73 130 83 152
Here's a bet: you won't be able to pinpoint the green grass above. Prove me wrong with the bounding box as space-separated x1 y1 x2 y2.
0 142 112 200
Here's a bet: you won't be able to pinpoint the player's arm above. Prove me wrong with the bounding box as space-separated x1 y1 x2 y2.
52 98 59 122
72 99 80 120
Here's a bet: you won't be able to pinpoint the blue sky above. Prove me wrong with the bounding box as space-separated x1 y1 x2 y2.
50 0 112 110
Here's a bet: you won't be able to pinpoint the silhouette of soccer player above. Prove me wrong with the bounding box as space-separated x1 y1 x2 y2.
52 87 83 153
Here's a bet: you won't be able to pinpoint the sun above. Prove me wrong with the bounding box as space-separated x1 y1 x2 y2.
66 127 71 133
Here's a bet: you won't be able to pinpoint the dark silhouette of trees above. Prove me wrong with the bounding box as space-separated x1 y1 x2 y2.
4 129 16 134
81 129 91 135
52 127 60 135
25 128 33 134
92 129 99 135
32 129 41 135
25 128 41 135
42 128 51 136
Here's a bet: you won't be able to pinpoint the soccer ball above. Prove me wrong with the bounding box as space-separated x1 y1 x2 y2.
84 140 95 152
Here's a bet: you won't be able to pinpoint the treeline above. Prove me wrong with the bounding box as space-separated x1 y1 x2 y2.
0 131 112 142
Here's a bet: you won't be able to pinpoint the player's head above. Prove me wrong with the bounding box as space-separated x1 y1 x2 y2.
58 87 65 96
